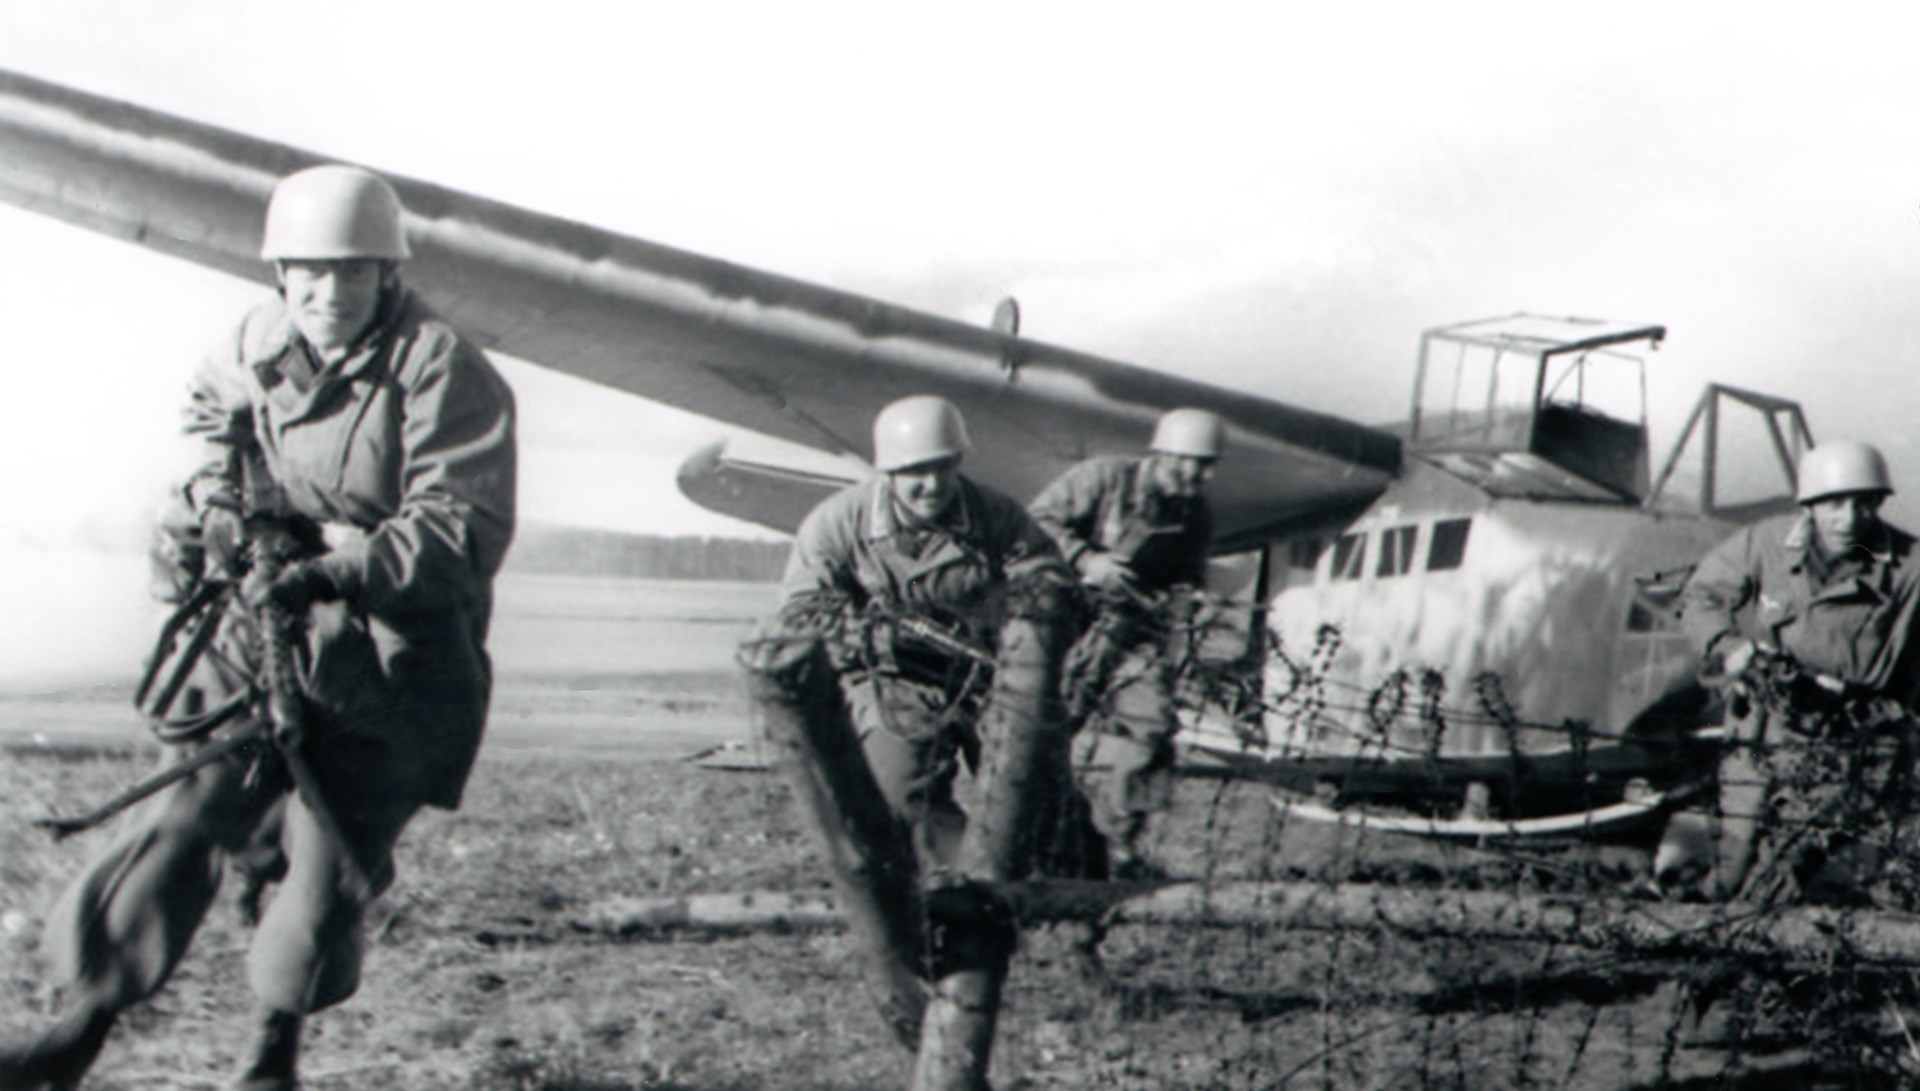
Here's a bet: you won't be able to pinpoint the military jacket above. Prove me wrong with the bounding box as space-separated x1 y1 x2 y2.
780 475 1072 647
184 286 517 808
1683 510 1920 706
1028 456 1211 595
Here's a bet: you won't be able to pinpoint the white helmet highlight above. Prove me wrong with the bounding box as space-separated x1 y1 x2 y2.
873 395 970 472
1150 408 1226 459
261 165 411 261
1797 440 1893 503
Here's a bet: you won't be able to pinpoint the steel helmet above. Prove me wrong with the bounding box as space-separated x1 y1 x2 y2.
1796 440 1893 503
260 165 411 261
1150 408 1226 459
873 395 971 471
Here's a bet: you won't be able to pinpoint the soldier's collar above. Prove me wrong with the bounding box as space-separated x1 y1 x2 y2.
866 477 975 540
1128 458 1153 503
249 285 407 386
1131 456 1181 507
1786 512 1895 576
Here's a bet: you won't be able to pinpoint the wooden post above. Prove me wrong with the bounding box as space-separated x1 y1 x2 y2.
910 881 1017 1091
741 633 929 1047
912 608 1071 1091
577 879 1920 970
962 614 1072 881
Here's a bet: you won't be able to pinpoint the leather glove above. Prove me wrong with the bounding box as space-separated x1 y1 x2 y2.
200 505 248 581
1080 551 1135 589
778 590 853 636
778 591 864 669
240 560 341 616
1705 636 1757 679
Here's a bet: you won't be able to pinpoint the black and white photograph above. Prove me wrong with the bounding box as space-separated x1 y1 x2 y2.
3 4 1919 1088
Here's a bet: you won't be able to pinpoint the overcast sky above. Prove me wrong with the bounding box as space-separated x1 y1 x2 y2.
2 3 1919 679
6 3 1920 537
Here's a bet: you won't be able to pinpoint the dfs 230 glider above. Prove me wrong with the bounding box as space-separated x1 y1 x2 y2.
0 69 1814 836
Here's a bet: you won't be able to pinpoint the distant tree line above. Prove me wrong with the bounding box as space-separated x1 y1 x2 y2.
505 522 790 581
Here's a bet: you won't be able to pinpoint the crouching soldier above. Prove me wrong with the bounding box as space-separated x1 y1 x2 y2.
1028 407 1223 878
773 395 1077 874
1655 440 1920 907
0 165 516 1091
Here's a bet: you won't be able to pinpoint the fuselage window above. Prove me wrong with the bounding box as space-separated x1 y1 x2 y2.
1626 600 1658 632
1427 518 1471 571
1376 525 1418 577
1626 591 1683 633
1626 568 1689 633
1330 532 1367 581
1288 537 1324 570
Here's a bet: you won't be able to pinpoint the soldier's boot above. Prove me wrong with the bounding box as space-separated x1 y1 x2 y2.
0 1002 115 1091
229 1008 301 1091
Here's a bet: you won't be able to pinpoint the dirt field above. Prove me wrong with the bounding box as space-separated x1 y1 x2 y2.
0 575 1902 1089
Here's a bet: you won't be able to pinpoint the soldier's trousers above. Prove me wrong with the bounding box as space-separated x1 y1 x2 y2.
843 672 972 869
41 741 415 1015
1086 643 1178 840
1658 699 1914 906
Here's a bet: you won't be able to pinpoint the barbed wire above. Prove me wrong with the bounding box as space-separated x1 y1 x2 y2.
738 588 1920 1085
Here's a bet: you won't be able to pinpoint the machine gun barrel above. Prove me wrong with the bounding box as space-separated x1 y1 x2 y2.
1733 649 1849 707
893 614 998 668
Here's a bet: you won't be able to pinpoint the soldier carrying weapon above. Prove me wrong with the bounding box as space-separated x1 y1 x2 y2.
0 165 516 1091
773 395 1078 876
755 396 1084 1087
1029 407 1224 878
1655 440 1920 908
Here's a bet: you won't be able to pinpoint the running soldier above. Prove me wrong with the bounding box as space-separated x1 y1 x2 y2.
1657 439 1920 905
0 165 516 1091
775 395 1076 872
1028 407 1223 877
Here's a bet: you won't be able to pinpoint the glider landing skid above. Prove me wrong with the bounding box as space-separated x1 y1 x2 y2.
1267 779 1709 842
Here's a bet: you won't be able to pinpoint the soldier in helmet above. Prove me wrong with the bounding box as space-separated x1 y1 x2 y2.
0 165 515 1091
1028 407 1223 877
1656 440 1920 906
775 395 1075 872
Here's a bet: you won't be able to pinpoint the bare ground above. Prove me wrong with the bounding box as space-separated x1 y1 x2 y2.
4 576 1907 1087
5 720 1894 1091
